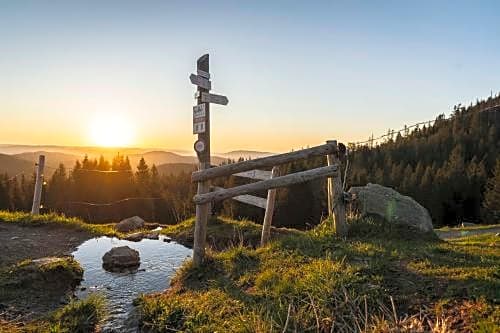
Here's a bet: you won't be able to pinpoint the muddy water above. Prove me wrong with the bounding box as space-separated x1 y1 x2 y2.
72 234 191 332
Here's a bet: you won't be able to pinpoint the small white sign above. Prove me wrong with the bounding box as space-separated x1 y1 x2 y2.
193 121 206 134
193 104 206 119
194 139 206 153
189 74 211 90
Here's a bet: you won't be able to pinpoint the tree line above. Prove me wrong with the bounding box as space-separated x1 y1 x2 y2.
215 94 500 227
0 154 197 224
0 94 498 227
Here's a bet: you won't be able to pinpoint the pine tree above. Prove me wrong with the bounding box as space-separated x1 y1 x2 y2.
136 157 150 195
483 159 500 222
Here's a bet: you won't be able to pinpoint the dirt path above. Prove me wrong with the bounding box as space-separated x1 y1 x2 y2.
0 222 92 267
0 223 95 323
435 226 500 240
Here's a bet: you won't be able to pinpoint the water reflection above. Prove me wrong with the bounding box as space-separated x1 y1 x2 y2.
72 235 191 332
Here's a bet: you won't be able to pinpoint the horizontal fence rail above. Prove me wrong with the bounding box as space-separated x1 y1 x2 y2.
194 164 338 205
213 186 267 209
192 142 338 183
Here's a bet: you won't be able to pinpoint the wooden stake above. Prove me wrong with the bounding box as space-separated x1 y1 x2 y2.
261 166 279 246
326 141 347 236
193 54 211 267
31 155 45 215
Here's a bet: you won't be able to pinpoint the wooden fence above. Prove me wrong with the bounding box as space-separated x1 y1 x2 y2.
191 140 346 266
189 54 347 266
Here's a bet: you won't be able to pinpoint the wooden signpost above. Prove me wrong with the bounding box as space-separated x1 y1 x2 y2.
190 54 229 266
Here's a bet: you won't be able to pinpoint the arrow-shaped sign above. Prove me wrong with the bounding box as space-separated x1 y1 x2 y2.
190 74 211 90
201 92 229 105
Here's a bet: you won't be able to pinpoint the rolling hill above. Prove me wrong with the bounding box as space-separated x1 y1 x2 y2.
0 154 36 177
156 163 196 176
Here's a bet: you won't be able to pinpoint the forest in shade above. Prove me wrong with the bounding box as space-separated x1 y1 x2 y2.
0 94 499 227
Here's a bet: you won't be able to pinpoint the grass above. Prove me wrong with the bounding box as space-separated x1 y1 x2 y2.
1 294 106 333
436 224 500 231
0 257 83 295
0 211 113 332
0 257 104 333
160 216 298 249
139 217 500 332
0 211 122 237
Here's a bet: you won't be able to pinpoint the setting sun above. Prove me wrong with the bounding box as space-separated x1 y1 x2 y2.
89 114 135 147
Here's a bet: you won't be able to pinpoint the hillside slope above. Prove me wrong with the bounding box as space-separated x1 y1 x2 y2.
348 94 500 226
140 217 499 332
0 154 35 176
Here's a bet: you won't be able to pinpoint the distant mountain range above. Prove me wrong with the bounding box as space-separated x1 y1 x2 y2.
0 144 273 177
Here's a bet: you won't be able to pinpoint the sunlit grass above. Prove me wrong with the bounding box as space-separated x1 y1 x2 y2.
140 217 500 332
0 211 122 237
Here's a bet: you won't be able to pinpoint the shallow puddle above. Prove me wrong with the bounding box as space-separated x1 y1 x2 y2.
72 234 191 332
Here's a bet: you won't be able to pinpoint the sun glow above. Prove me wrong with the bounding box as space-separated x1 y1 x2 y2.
89 114 135 147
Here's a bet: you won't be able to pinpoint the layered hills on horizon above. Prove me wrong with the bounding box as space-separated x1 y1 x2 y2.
0 145 273 178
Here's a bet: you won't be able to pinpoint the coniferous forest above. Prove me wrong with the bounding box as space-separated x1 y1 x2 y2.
0 94 498 227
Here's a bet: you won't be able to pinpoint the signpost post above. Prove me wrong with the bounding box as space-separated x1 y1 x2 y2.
191 54 229 266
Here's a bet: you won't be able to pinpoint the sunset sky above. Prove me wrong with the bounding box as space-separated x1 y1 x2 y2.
1 1 499 152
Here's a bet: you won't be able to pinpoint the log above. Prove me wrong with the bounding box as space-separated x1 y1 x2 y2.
194 164 338 205
234 169 272 180
192 142 337 182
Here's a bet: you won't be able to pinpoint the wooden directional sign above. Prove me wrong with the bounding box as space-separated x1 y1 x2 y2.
190 74 211 90
201 92 229 105
197 69 210 79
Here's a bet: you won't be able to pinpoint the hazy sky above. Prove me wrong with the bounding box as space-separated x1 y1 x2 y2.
1 1 499 152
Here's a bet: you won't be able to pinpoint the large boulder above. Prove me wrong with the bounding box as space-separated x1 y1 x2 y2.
348 183 433 233
115 216 145 233
102 246 140 272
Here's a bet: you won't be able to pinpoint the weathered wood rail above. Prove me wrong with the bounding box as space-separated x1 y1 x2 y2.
192 142 338 182
195 164 338 204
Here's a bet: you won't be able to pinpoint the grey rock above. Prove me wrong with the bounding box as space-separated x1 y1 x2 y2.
349 183 434 233
115 216 145 233
102 246 140 272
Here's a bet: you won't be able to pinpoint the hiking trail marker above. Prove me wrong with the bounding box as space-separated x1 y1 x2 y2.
190 54 229 266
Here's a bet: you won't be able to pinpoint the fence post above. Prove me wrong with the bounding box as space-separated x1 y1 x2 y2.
326 141 347 236
31 155 45 215
260 166 279 246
